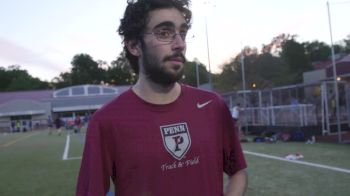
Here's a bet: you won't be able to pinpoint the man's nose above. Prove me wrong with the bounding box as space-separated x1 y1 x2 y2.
171 34 186 50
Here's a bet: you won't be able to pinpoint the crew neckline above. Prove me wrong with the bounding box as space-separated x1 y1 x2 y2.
129 84 187 112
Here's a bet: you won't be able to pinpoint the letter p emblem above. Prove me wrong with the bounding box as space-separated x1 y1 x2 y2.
160 123 191 160
172 136 184 151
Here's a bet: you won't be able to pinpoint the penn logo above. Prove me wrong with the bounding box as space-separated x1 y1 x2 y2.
160 123 191 160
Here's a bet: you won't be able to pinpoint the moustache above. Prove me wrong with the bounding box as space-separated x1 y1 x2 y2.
163 53 186 63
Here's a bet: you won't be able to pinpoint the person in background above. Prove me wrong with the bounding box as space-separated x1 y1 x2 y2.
15 120 21 132
232 103 244 136
48 116 54 134
54 116 62 136
232 103 242 122
11 121 15 132
76 0 247 195
74 115 82 133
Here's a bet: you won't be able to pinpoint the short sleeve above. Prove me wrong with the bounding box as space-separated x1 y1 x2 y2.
76 116 113 196
221 100 247 176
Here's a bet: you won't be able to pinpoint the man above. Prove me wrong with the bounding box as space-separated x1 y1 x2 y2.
232 103 241 122
232 103 243 135
76 0 247 195
54 116 63 136
74 115 82 133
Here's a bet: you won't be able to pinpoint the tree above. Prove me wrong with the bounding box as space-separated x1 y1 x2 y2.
281 39 313 83
218 43 298 92
0 66 11 90
261 33 297 55
0 65 49 91
216 59 240 92
216 47 259 92
107 52 137 85
181 60 209 87
255 53 289 87
52 72 73 89
304 41 331 62
343 34 350 53
70 54 105 85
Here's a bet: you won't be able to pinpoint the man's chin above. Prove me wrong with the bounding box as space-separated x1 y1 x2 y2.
165 61 183 71
149 72 183 86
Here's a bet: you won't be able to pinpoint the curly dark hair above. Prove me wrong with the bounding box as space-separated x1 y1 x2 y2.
118 0 192 74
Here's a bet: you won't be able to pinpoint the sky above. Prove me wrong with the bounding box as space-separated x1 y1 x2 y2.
0 0 349 81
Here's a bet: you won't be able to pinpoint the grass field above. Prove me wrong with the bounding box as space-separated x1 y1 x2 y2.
1 130 349 196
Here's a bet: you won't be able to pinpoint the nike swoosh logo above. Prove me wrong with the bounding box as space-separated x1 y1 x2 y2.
197 100 212 109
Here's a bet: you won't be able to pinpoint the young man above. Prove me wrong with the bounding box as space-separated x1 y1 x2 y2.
76 0 247 195
232 103 241 122
74 115 82 133
232 103 243 136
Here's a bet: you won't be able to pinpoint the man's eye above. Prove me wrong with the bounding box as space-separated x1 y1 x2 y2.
180 31 187 38
157 29 172 38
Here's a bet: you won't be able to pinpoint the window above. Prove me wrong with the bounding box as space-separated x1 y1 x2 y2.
102 88 115 93
88 87 100 94
72 87 84 96
56 90 69 97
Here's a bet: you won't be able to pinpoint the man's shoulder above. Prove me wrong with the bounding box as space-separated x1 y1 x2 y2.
93 89 134 117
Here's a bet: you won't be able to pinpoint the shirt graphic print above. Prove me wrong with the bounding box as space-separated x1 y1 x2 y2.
160 122 191 160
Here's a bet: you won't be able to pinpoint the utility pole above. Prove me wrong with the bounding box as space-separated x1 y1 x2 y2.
327 1 342 142
205 17 212 90
240 51 248 135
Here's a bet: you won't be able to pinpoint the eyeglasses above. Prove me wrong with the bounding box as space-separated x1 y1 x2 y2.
144 29 194 43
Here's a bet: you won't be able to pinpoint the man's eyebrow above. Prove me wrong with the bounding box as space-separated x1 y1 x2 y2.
180 23 189 30
153 21 189 30
153 21 174 29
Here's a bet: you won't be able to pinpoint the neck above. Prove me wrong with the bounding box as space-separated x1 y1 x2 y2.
132 76 181 105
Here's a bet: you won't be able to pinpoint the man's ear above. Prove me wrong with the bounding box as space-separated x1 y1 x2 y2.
125 40 141 57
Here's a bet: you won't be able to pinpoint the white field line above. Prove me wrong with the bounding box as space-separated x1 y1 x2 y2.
244 150 350 174
60 137 350 171
62 134 82 161
62 134 71 160
1 132 39 148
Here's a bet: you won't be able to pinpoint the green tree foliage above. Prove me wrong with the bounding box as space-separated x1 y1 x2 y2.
343 34 350 53
53 72 73 89
261 34 297 55
217 33 337 91
0 65 49 92
181 60 209 87
281 39 313 83
255 53 289 86
70 54 105 85
107 52 137 85
216 59 240 92
304 41 331 62
216 46 289 92
0 67 12 90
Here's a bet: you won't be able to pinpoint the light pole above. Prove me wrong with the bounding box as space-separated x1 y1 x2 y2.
327 1 342 143
203 1 215 90
196 62 200 87
205 17 213 90
240 51 248 135
240 52 247 95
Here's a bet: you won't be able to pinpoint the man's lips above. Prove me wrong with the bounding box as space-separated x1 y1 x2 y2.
168 57 185 63
164 54 185 63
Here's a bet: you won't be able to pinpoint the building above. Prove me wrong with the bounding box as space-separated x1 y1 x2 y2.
303 53 350 83
0 84 130 132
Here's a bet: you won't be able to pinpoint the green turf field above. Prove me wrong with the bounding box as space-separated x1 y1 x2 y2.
1 130 349 196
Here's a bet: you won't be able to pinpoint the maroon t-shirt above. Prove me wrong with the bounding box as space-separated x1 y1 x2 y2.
76 85 247 196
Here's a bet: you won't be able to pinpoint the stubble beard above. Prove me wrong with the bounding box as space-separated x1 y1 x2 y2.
141 45 186 86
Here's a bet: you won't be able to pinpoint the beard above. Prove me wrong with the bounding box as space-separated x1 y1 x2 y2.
141 44 186 86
